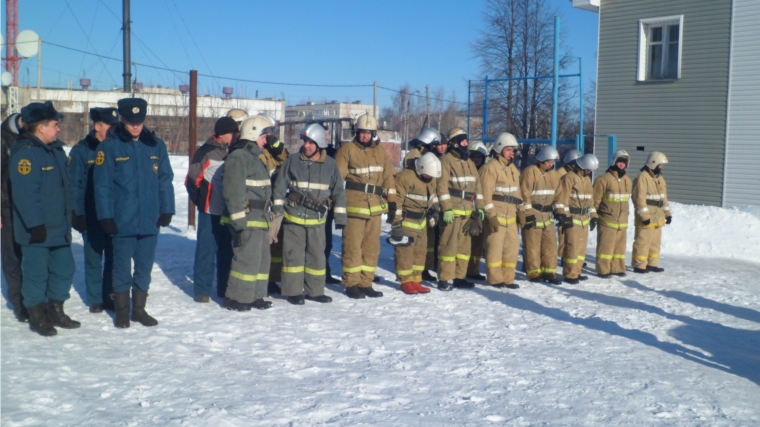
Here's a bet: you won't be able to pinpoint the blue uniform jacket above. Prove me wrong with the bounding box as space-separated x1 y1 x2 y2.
93 125 175 236
69 131 105 228
9 133 73 247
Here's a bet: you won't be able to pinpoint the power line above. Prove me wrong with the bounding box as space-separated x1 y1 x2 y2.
377 85 467 106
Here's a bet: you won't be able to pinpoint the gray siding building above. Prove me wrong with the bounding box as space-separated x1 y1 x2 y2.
575 0 760 207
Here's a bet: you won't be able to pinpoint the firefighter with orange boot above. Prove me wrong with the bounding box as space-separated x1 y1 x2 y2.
632 151 671 273
334 113 396 298
391 152 441 294
466 141 489 281
592 150 632 278
556 153 599 284
435 128 485 291
520 145 563 284
557 149 581 262
479 133 524 289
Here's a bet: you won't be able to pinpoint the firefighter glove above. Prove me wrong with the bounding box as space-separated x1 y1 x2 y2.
72 213 87 233
666 216 672 225
443 210 454 224
157 214 173 227
99 219 119 236
29 225 47 244
641 218 651 226
523 215 537 230
589 217 598 231
487 216 500 233
386 202 397 224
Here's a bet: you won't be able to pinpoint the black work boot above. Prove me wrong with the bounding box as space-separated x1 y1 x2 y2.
131 290 158 327
647 266 665 273
13 304 29 322
493 283 519 289
598 273 612 279
251 299 273 310
422 270 437 281
453 279 474 289
372 276 381 283
361 286 384 298
612 272 627 277
467 273 486 281
27 303 57 336
544 274 563 285
565 277 580 285
46 300 81 329
578 275 589 281
345 286 366 299
224 298 251 311
306 295 332 303
267 282 281 295
633 268 648 274
89 303 104 313
438 281 453 291
287 295 305 305
112 292 131 328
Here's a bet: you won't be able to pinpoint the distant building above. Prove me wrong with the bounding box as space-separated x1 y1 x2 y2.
575 0 760 207
285 100 377 123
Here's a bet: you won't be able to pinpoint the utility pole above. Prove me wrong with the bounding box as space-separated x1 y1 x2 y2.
373 81 377 119
426 84 430 126
122 0 132 92
188 70 198 229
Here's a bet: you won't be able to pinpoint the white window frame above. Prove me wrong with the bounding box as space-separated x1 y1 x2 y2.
637 15 684 81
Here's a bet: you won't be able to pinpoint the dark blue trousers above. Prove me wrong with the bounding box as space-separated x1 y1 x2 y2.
112 234 158 293
211 214 232 298
82 227 113 305
193 212 217 297
20 245 75 307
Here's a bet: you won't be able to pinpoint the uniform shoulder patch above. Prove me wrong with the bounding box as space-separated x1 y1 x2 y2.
17 159 32 175
96 151 105 166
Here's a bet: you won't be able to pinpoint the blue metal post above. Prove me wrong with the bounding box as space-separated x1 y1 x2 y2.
467 80 471 137
482 75 489 141
578 57 584 153
576 135 582 152
608 135 617 167
550 16 560 148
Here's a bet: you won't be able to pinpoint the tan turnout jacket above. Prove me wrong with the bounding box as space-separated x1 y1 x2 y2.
592 168 632 229
436 151 484 217
479 154 524 226
632 168 671 228
556 168 597 226
393 169 438 229
335 139 397 219
519 163 562 228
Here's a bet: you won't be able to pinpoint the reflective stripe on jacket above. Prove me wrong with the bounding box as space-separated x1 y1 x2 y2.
519 163 562 228
436 151 484 217
592 168 632 229
222 140 272 231
479 154 523 225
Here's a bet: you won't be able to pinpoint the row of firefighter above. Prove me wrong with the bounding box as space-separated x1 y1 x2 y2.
1 98 672 337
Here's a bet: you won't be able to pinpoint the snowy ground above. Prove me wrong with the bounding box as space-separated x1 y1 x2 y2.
2 156 760 426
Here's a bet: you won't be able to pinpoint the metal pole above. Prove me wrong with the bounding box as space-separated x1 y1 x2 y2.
608 135 617 168
122 0 132 92
482 75 489 141
36 37 41 100
550 16 560 148
579 57 584 153
373 81 377 119
426 84 430 125
467 80 471 136
188 70 198 229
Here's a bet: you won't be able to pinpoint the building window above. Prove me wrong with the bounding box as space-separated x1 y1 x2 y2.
638 15 683 81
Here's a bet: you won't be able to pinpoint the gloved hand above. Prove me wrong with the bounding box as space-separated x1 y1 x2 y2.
99 219 119 236
556 214 573 231
386 202 397 224
641 218 651 226
157 214 173 227
666 216 672 225
72 213 87 233
265 134 279 147
478 209 485 221
230 228 244 247
335 223 346 230
589 217 598 231
443 210 454 224
487 216 500 233
29 225 47 244
523 215 536 230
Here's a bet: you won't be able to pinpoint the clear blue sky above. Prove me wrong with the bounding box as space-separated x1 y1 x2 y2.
10 0 598 109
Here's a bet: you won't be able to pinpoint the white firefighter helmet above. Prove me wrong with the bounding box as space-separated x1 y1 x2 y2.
415 127 442 146
536 145 560 162
493 132 518 154
256 112 278 128
610 149 630 166
469 141 488 157
415 152 442 178
355 113 378 132
447 127 467 144
576 153 599 171
563 148 582 164
226 108 248 124
645 151 669 169
300 122 328 148
239 116 274 142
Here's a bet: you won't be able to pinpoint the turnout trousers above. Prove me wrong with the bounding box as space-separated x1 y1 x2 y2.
341 216 381 288
632 226 662 269
596 225 627 275
522 224 558 279
20 245 75 307
394 223 428 284
467 230 485 277
112 234 158 293
282 222 326 297
561 224 588 280
227 228 270 303
323 209 335 278
437 216 471 282
82 227 113 305
193 212 217 297
484 222 519 285
1 207 23 308
269 226 285 283
424 222 438 271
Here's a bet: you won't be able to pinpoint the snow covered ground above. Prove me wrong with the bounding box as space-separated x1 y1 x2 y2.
2 156 760 426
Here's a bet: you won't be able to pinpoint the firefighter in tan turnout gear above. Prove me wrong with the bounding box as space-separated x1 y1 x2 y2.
632 151 671 273
221 117 275 311
520 145 563 285
557 153 599 284
557 149 581 262
479 133 524 289
592 150 632 278
435 128 485 291
391 152 441 294
272 123 346 305
466 141 489 280
335 113 396 299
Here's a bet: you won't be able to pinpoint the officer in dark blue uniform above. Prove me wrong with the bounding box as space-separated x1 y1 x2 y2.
10 101 80 336
94 98 175 329
69 107 118 313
